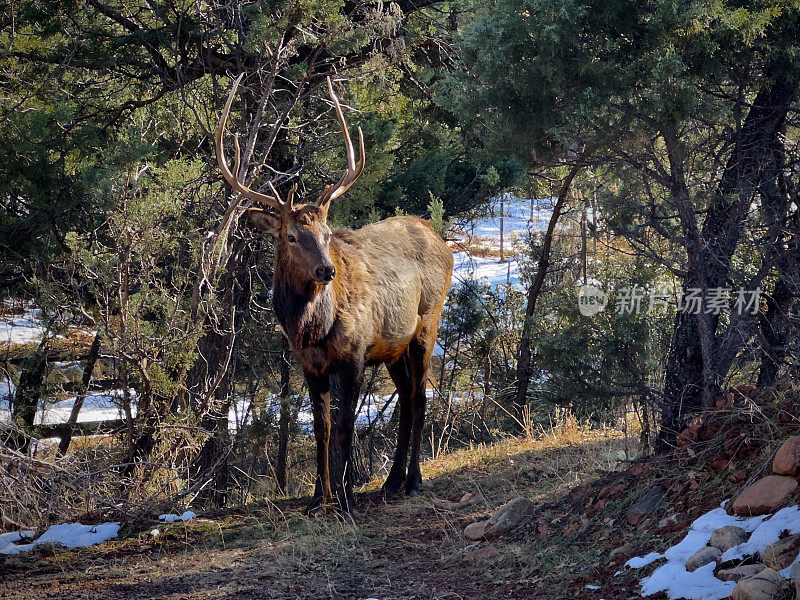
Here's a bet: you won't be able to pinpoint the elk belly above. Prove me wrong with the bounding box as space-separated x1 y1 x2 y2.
365 335 414 364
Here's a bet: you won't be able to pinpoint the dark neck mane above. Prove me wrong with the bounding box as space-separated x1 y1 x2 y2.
272 251 337 351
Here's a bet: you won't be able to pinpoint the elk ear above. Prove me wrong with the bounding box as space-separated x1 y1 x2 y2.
249 209 280 235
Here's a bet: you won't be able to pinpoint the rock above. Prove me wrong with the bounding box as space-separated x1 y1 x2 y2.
732 476 799 516
772 437 800 476
730 470 748 484
483 497 536 539
711 455 731 471
658 515 677 529
686 547 722 572
626 485 666 526
460 544 497 564
464 521 487 541
717 564 768 582
761 533 800 570
790 562 800 598
609 544 630 560
731 568 788 600
710 526 750 552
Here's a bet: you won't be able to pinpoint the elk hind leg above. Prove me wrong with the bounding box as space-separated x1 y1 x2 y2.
404 335 432 496
383 352 413 495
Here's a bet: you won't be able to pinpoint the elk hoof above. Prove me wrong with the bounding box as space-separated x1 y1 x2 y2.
305 495 326 516
383 473 405 495
403 474 421 496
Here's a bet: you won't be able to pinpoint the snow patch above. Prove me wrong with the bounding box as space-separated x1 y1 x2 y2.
159 511 196 523
0 389 137 427
0 306 48 345
641 562 734 600
0 530 35 554
627 503 784 600
449 194 552 291
0 523 119 555
625 552 663 568
721 505 800 563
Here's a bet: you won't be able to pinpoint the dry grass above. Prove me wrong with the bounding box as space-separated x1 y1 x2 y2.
1 422 637 600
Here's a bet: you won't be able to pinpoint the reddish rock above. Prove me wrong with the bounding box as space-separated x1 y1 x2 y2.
732 475 799 516
730 470 747 484
733 385 757 399
790 562 800 598
772 437 800 476
717 564 767 583
677 421 702 448
711 455 731 471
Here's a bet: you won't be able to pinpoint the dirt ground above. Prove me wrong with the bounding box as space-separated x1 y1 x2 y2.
0 426 682 600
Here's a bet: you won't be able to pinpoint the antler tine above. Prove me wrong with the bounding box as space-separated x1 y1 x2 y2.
216 73 285 210
317 76 366 207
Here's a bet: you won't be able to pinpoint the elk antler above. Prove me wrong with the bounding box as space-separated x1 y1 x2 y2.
216 74 286 211
316 77 366 208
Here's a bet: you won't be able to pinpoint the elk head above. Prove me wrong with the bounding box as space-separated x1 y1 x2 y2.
216 74 365 284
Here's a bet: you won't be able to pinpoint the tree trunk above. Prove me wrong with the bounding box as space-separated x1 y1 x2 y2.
8 341 47 453
58 331 102 456
658 74 798 449
275 336 292 494
757 218 800 388
757 277 793 388
512 164 582 427
188 242 252 507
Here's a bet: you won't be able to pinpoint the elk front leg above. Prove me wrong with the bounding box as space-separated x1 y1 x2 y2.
329 359 363 512
306 373 333 513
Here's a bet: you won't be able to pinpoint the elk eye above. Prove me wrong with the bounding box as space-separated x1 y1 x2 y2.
287 234 297 243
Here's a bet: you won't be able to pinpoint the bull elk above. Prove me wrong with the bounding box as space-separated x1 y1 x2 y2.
216 74 453 511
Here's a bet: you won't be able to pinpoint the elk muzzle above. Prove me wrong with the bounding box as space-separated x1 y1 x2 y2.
314 264 336 283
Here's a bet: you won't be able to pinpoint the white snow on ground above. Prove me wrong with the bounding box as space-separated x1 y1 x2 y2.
449 194 551 290
37 390 136 425
721 505 800 563
0 390 137 426
0 306 49 346
0 523 120 555
159 511 196 523
453 251 521 288
626 502 800 600
0 379 14 401
626 552 663 568
0 531 35 554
